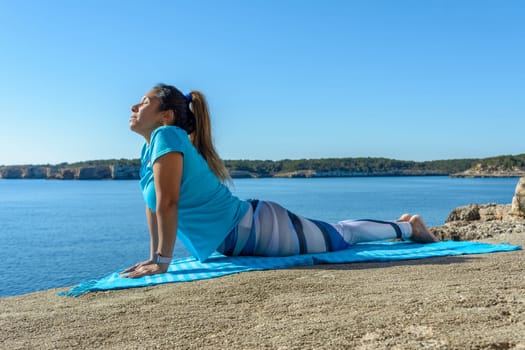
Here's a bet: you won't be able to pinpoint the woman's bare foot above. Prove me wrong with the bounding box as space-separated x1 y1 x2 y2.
409 215 440 243
397 213 411 222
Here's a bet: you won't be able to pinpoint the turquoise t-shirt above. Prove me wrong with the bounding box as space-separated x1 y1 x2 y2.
139 126 249 262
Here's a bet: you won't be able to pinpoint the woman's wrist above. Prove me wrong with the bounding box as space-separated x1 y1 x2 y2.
153 252 172 264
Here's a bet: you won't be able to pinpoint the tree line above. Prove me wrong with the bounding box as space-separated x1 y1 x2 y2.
27 154 523 176
223 157 481 176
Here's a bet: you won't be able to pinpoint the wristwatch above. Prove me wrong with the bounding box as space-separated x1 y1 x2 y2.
153 252 172 264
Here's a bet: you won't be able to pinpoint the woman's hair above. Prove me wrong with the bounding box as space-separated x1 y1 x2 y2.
152 83 231 183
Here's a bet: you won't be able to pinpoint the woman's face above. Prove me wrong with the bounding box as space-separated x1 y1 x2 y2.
129 89 166 140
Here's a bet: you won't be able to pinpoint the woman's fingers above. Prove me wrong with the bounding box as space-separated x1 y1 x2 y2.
122 264 163 278
119 260 152 274
120 264 139 273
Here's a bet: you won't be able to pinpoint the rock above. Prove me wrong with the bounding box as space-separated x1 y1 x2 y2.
0 165 141 180
511 177 525 217
22 167 47 179
451 163 525 178
61 169 76 179
446 203 514 223
229 170 257 178
446 204 480 222
435 199 523 241
431 220 525 241
477 203 512 222
46 167 75 179
0 167 23 179
111 165 140 179
273 170 316 178
77 166 112 180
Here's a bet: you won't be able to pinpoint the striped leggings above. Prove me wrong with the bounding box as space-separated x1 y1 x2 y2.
217 199 413 257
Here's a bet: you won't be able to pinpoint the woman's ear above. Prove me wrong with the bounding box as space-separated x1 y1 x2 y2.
161 109 176 125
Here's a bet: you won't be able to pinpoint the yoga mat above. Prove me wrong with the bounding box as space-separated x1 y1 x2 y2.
59 240 521 297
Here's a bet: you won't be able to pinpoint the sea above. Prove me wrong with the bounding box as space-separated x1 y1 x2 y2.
0 176 519 298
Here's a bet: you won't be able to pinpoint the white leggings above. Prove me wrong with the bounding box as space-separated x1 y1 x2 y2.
217 200 412 257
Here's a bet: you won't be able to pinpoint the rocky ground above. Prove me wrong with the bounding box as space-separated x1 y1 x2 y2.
1 203 524 350
431 203 525 241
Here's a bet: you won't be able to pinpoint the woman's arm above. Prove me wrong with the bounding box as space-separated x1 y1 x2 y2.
153 151 182 259
124 152 183 278
146 205 159 260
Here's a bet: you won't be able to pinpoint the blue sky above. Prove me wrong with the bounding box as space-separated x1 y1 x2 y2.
1 0 524 166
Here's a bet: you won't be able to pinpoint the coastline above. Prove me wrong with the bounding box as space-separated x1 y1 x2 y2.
1 205 524 349
1 164 524 180
1 154 524 179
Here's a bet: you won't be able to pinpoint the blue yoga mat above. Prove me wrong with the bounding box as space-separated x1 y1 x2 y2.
59 240 521 297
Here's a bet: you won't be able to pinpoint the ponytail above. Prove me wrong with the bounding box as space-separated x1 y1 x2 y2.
153 84 231 184
187 91 231 184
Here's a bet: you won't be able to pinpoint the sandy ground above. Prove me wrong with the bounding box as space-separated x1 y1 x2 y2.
1 231 524 349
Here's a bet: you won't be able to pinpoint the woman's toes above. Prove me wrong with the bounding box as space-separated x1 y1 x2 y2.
397 213 411 222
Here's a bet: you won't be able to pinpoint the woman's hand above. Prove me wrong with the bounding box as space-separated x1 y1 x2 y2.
121 262 169 278
120 259 153 274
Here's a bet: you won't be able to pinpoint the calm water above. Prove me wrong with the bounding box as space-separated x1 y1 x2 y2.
0 176 519 298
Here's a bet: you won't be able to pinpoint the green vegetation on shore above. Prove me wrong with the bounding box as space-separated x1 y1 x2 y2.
224 157 479 176
61 158 141 167
472 154 525 169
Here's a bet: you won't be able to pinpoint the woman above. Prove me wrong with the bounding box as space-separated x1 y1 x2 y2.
123 84 439 278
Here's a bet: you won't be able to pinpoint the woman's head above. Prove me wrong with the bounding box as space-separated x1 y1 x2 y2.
130 83 231 183
152 84 196 135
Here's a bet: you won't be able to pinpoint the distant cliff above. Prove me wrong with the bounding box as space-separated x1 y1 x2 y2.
451 167 525 178
450 155 525 178
0 164 450 180
0 165 139 180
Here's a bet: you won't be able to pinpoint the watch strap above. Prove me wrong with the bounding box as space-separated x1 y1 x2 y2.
153 253 172 264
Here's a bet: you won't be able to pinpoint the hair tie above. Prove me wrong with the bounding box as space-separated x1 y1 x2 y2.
184 93 192 104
